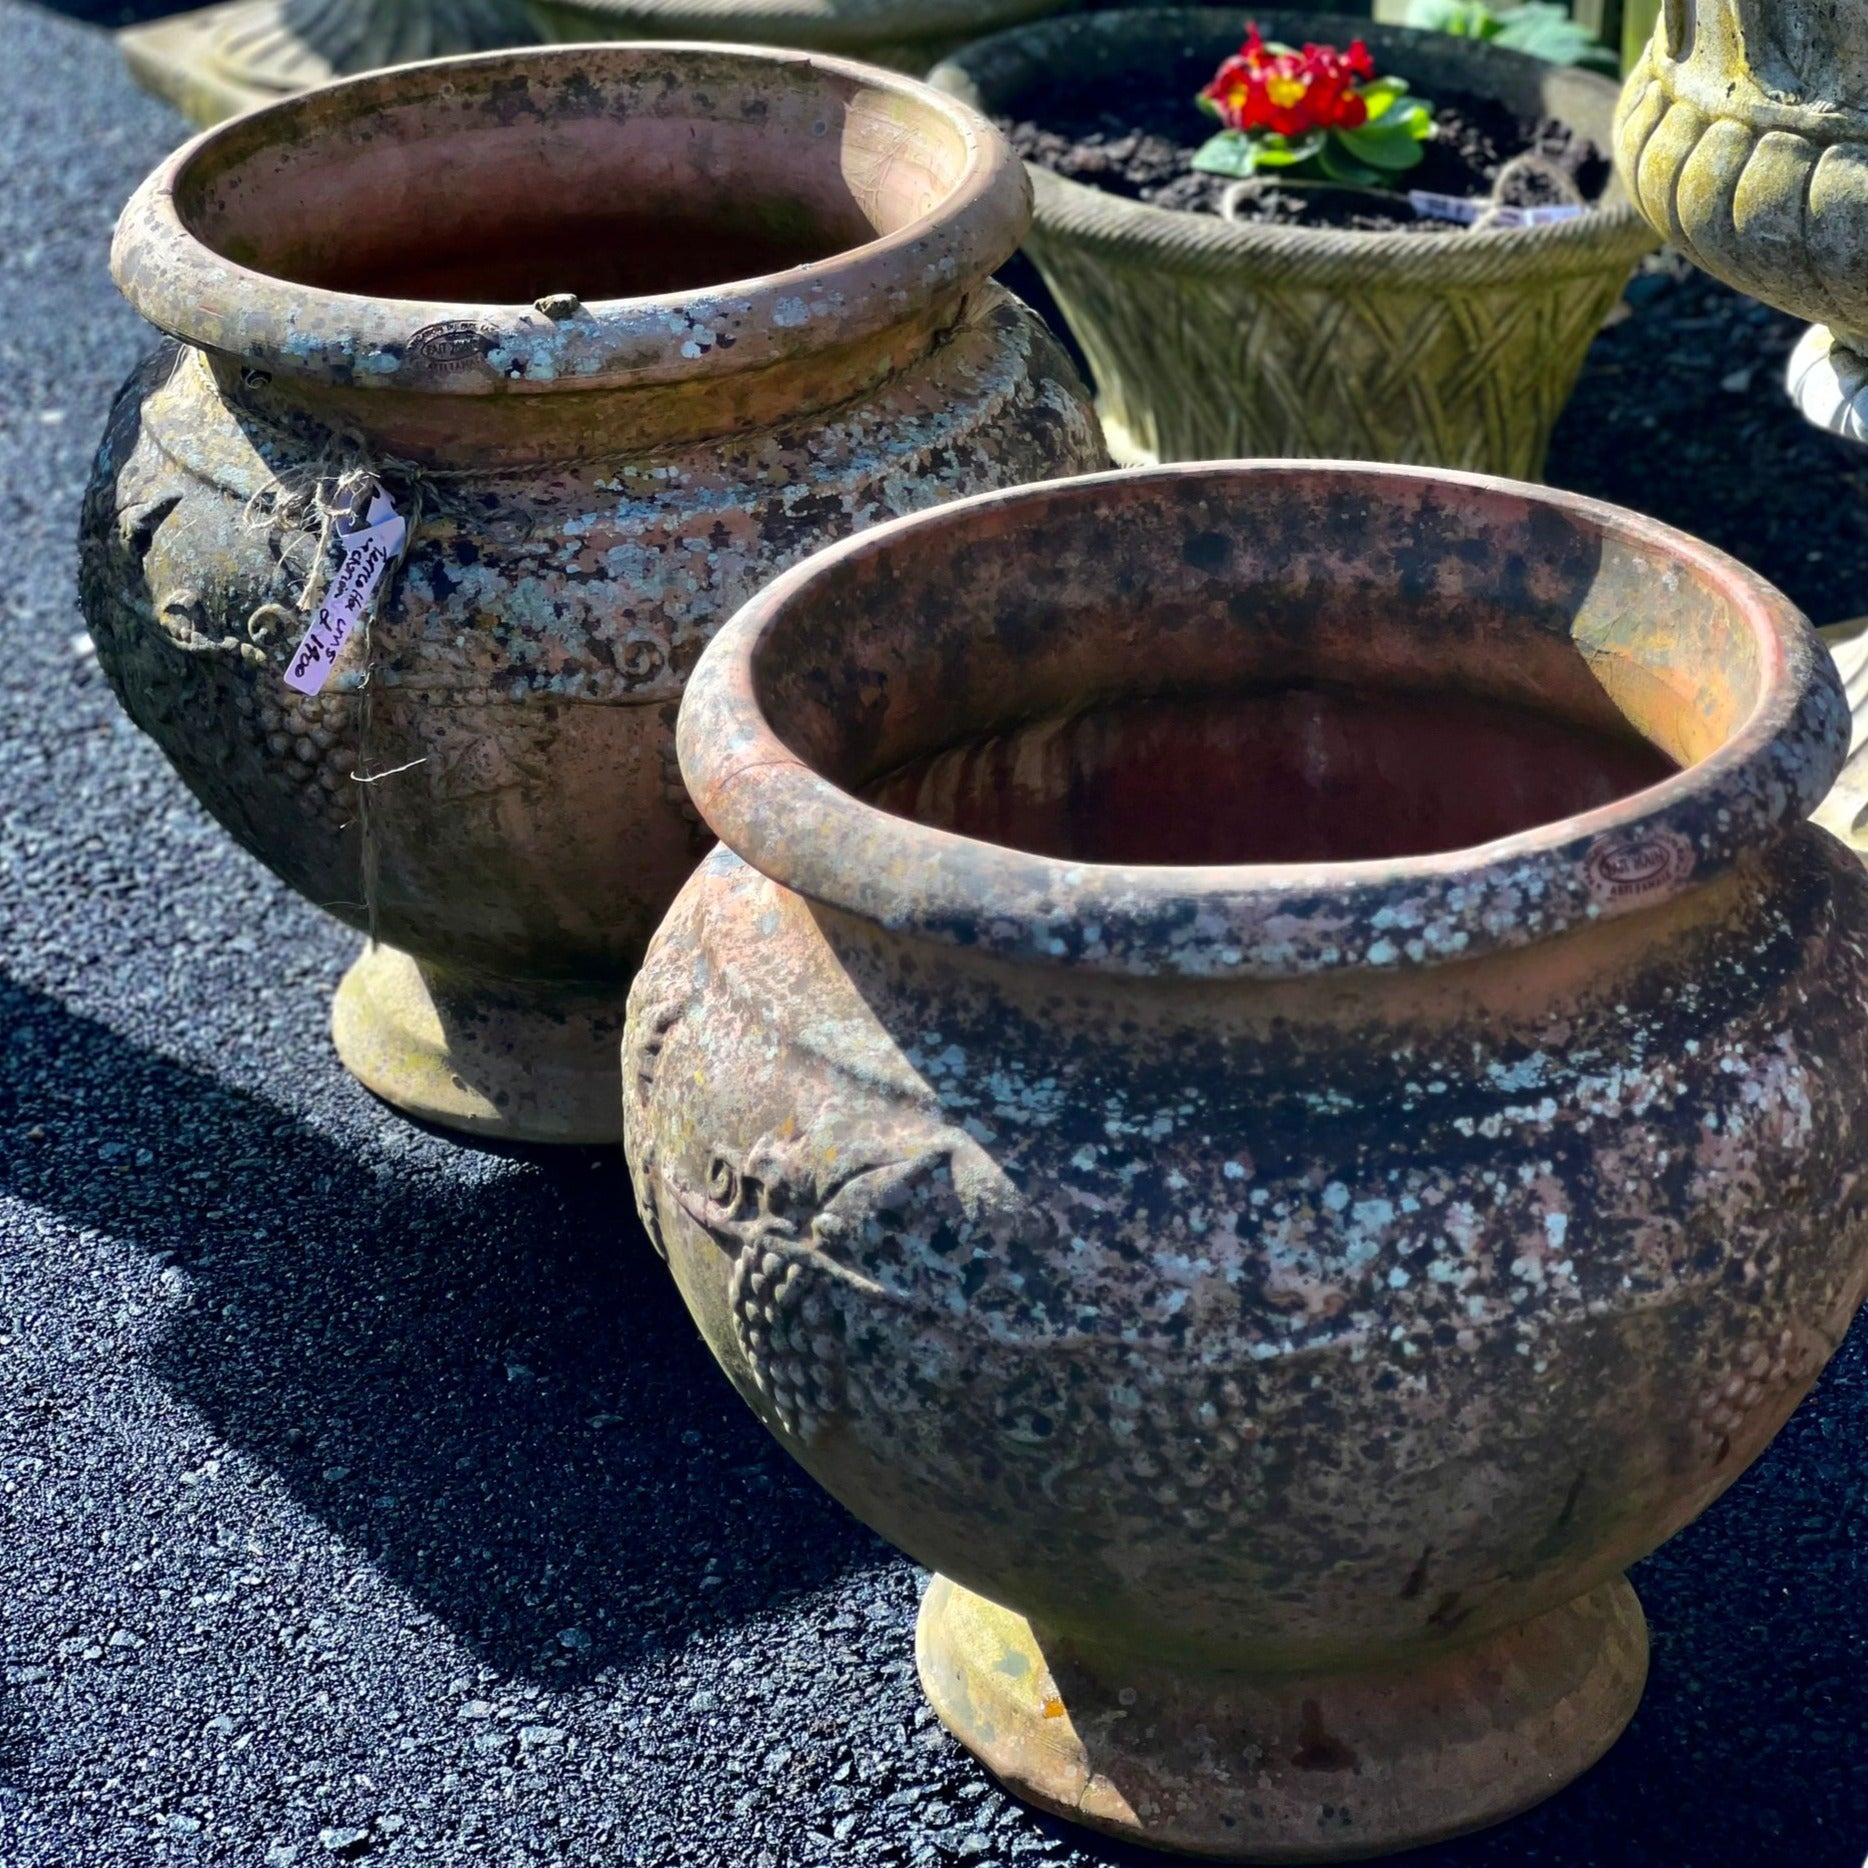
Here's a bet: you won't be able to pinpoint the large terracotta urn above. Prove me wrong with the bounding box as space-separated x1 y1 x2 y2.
80 43 1105 1144
626 462 1868 1860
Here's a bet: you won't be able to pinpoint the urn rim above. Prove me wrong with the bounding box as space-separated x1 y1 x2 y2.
108 40 1029 395
679 461 1848 980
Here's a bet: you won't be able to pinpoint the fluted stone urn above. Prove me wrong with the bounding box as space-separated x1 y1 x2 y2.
1618 2 1868 860
627 461 1868 1860
79 44 1103 1144
1616 0 1868 428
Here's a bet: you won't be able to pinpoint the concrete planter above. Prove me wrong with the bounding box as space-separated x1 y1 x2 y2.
933 9 1659 474
80 43 1103 1145
629 461 1868 1859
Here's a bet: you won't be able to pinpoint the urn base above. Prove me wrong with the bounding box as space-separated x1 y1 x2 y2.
332 943 627 1146
916 1573 1648 1862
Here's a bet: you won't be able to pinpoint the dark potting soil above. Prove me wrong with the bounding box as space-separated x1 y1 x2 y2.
999 70 1608 233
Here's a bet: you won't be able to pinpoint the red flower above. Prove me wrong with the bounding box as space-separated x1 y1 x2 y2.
1200 24 1377 138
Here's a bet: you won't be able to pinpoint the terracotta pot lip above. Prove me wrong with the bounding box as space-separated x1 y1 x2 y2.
680 461 1849 980
929 8 1657 282
109 41 1029 395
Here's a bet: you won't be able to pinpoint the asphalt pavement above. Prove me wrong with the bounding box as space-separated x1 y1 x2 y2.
3 5 1868 1864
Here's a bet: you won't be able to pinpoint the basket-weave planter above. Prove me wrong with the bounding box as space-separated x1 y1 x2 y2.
526 0 1067 75
933 9 1659 474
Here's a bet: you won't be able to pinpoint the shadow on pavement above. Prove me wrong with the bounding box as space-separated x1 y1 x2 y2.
0 970 884 1685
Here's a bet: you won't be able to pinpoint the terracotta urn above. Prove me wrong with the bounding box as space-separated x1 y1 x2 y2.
930 10 1658 475
1616 0 1868 437
526 0 1068 78
80 43 1105 1144
626 462 1868 1860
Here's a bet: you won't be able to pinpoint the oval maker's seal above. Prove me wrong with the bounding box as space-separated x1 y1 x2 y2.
405 319 500 374
1583 826 1696 907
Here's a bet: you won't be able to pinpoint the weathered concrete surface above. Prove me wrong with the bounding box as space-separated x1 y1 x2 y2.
7 6 1868 1867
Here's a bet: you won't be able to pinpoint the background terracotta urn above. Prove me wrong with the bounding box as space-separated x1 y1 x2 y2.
932 10 1658 474
80 43 1104 1145
627 462 1868 1860
525 0 1069 76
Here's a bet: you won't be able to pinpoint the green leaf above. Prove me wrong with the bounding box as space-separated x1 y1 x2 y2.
1340 98 1435 169
1356 77 1411 122
1190 130 1259 179
1404 0 1503 39
1316 142 1385 187
1335 121 1430 171
1191 129 1326 178
1407 0 1613 66
1253 131 1327 170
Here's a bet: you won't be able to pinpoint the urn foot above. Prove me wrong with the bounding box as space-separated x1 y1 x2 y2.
916 1574 1648 1862
332 943 627 1145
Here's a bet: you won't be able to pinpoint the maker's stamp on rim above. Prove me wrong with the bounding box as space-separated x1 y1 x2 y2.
405 319 501 374
1583 827 1696 907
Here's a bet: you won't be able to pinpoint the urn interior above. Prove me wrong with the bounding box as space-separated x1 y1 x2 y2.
112 41 1032 438
697 464 1819 953
168 53 965 305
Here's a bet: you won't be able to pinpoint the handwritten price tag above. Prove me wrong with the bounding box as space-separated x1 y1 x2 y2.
284 486 407 697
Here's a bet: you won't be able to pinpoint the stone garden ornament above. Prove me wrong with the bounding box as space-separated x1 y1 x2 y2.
628 461 1868 1860
1617 1 1868 862
119 0 536 127
1617 0 1868 430
80 44 1104 1143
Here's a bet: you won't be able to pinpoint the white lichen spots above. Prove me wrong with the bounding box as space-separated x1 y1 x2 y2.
1366 938 1400 966
771 297 810 328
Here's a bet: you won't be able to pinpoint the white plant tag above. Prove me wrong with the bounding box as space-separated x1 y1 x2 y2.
1408 190 1588 229
284 484 408 696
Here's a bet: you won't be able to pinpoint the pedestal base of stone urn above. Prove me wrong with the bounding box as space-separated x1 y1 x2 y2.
119 0 536 128
332 944 627 1145
916 1575 1648 1862
119 4 277 125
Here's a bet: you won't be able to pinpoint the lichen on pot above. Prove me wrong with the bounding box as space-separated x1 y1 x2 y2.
932 9 1658 473
79 42 1104 1145
628 461 1868 1860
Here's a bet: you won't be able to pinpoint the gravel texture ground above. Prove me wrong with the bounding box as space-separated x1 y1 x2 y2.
5 6 1868 1867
